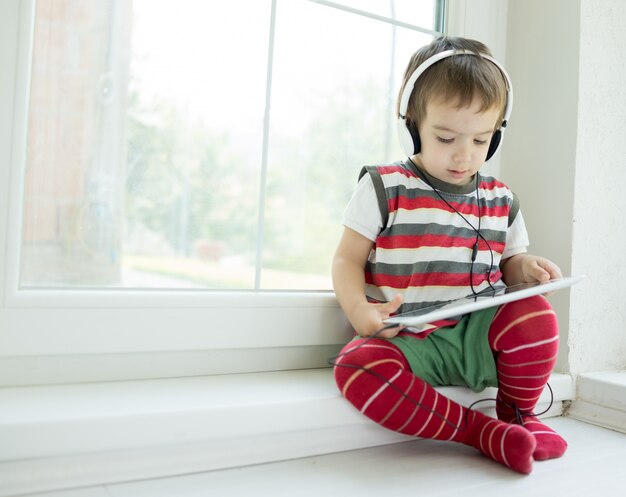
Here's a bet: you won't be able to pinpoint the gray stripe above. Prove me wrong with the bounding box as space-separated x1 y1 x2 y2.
383 223 507 243
369 260 498 277
359 166 389 230
509 192 520 227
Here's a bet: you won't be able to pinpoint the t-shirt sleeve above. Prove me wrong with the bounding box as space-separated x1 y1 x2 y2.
502 209 530 259
341 173 383 242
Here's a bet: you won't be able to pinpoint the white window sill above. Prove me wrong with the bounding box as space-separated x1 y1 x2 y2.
0 369 573 497
567 370 626 434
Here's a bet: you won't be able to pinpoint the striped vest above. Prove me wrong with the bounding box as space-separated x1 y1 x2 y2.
362 160 518 332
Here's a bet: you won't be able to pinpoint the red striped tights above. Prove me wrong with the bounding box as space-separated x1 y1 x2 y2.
333 295 567 474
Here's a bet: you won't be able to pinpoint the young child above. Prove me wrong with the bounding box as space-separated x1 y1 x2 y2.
332 36 566 475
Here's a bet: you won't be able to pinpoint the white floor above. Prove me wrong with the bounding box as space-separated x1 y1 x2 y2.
20 416 626 497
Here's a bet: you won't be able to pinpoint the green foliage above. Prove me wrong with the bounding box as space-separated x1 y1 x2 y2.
124 79 399 285
261 80 396 273
125 93 256 259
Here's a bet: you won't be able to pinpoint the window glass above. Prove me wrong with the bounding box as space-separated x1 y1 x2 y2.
318 0 443 29
20 0 441 290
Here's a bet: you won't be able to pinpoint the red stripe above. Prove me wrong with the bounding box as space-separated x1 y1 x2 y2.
365 271 502 288
378 165 417 178
479 177 508 190
476 204 510 218
376 233 504 253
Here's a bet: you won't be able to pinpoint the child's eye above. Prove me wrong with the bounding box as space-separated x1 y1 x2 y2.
474 139 488 145
437 137 454 144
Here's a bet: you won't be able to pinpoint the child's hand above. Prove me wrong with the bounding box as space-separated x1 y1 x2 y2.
350 294 404 339
520 255 563 283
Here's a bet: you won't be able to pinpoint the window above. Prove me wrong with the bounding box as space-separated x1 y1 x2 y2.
3 0 515 385
19 0 443 292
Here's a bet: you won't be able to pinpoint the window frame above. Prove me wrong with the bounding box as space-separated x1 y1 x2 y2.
0 0 506 386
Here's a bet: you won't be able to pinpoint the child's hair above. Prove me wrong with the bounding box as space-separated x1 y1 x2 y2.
397 36 508 129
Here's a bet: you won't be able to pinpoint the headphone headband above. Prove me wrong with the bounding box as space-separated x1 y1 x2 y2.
397 48 514 161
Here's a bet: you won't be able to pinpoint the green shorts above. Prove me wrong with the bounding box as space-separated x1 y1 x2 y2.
390 307 498 392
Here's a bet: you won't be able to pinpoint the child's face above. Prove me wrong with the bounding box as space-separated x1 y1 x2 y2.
416 97 501 185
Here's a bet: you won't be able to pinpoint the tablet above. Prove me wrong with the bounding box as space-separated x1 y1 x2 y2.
383 275 584 332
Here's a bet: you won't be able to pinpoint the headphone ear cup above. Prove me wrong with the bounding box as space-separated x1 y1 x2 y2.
486 129 502 161
397 117 421 156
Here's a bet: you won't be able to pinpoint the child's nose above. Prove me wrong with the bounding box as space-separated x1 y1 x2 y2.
453 141 472 162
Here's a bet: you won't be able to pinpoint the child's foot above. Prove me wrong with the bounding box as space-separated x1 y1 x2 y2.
505 414 568 460
464 412 536 474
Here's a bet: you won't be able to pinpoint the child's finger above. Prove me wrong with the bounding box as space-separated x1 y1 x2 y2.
384 294 403 313
534 264 551 282
530 259 559 283
537 259 562 280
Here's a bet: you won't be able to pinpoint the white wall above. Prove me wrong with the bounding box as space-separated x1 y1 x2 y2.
569 0 626 372
504 0 626 373
502 0 579 371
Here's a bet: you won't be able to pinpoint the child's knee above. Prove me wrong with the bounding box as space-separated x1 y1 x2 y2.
523 295 559 337
332 338 408 390
490 295 559 350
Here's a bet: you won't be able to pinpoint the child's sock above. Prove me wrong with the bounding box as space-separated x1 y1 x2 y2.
496 405 567 461
462 410 536 474
488 295 567 461
333 338 536 474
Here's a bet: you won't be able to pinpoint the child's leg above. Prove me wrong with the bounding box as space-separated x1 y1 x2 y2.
333 338 536 474
488 295 567 460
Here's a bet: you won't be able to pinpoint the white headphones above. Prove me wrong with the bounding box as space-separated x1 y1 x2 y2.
397 49 513 161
